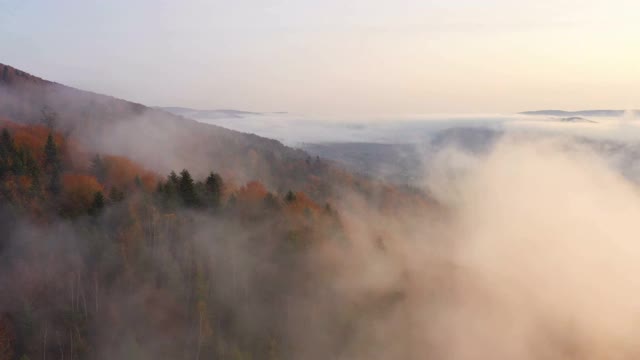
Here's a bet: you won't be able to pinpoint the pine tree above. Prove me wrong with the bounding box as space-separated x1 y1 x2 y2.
12 148 27 175
168 171 179 186
88 191 105 216
178 169 199 207
205 172 223 208
43 133 61 194
263 192 281 210
44 133 59 170
40 107 58 130
25 150 41 196
0 128 14 178
90 154 107 183
285 190 296 203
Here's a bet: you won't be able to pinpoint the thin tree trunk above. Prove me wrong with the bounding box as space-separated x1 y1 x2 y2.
81 282 88 319
94 274 99 314
196 311 203 360
43 326 47 360
58 331 64 360
70 274 75 312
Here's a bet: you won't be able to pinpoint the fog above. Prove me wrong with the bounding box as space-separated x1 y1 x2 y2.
5 69 640 357
4 113 640 358
278 133 640 358
176 110 640 146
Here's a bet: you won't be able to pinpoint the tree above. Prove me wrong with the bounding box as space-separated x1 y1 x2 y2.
40 107 58 130
178 169 199 207
88 191 105 216
43 133 61 194
168 171 179 186
109 186 125 202
263 192 281 210
205 172 223 208
11 148 27 175
90 154 107 183
24 150 41 195
0 128 14 156
0 128 14 178
284 190 296 203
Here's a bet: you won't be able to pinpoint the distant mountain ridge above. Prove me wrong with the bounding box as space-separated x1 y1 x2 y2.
157 107 264 119
521 110 640 117
157 106 288 120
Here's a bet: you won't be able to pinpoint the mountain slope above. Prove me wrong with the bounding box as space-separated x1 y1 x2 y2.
0 63 335 197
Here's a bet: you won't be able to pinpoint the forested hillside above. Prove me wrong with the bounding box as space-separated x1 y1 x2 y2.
0 65 431 359
0 118 358 359
0 63 401 202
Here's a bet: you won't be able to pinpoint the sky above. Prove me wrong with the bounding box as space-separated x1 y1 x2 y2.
1 0 639 115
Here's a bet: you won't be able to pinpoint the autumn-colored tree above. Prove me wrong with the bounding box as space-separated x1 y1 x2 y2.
60 174 103 216
101 155 157 191
237 181 268 203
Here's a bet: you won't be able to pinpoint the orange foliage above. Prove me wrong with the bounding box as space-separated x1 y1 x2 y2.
286 191 321 216
61 174 103 211
0 118 83 169
236 181 268 203
102 155 157 191
0 175 34 201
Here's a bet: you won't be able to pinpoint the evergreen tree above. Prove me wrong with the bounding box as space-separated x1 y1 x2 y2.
178 169 199 207
43 133 61 194
90 154 107 183
25 150 41 196
0 128 14 178
88 191 105 216
44 133 59 170
12 148 27 175
40 107 58 130
263 192 281 210
168 171 179 186
205 172 223 208
47 170 61 195
285 190 296 203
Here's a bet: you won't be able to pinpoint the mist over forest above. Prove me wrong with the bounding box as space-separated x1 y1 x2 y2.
3 60 640 360
3 0 640 355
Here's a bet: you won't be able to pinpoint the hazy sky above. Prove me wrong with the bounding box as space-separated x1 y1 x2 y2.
1 0 639 115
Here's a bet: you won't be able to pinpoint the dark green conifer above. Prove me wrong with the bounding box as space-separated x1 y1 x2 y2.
178 169 199 207
205 172 223 208
88 191 105 216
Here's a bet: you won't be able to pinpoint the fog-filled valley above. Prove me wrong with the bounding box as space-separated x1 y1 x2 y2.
165 106 640 186
2 60 640 360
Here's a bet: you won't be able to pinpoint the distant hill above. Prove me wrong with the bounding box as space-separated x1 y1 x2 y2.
557 116 597 123
521 110 640 117
0 63 352 198
157 107 265 119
